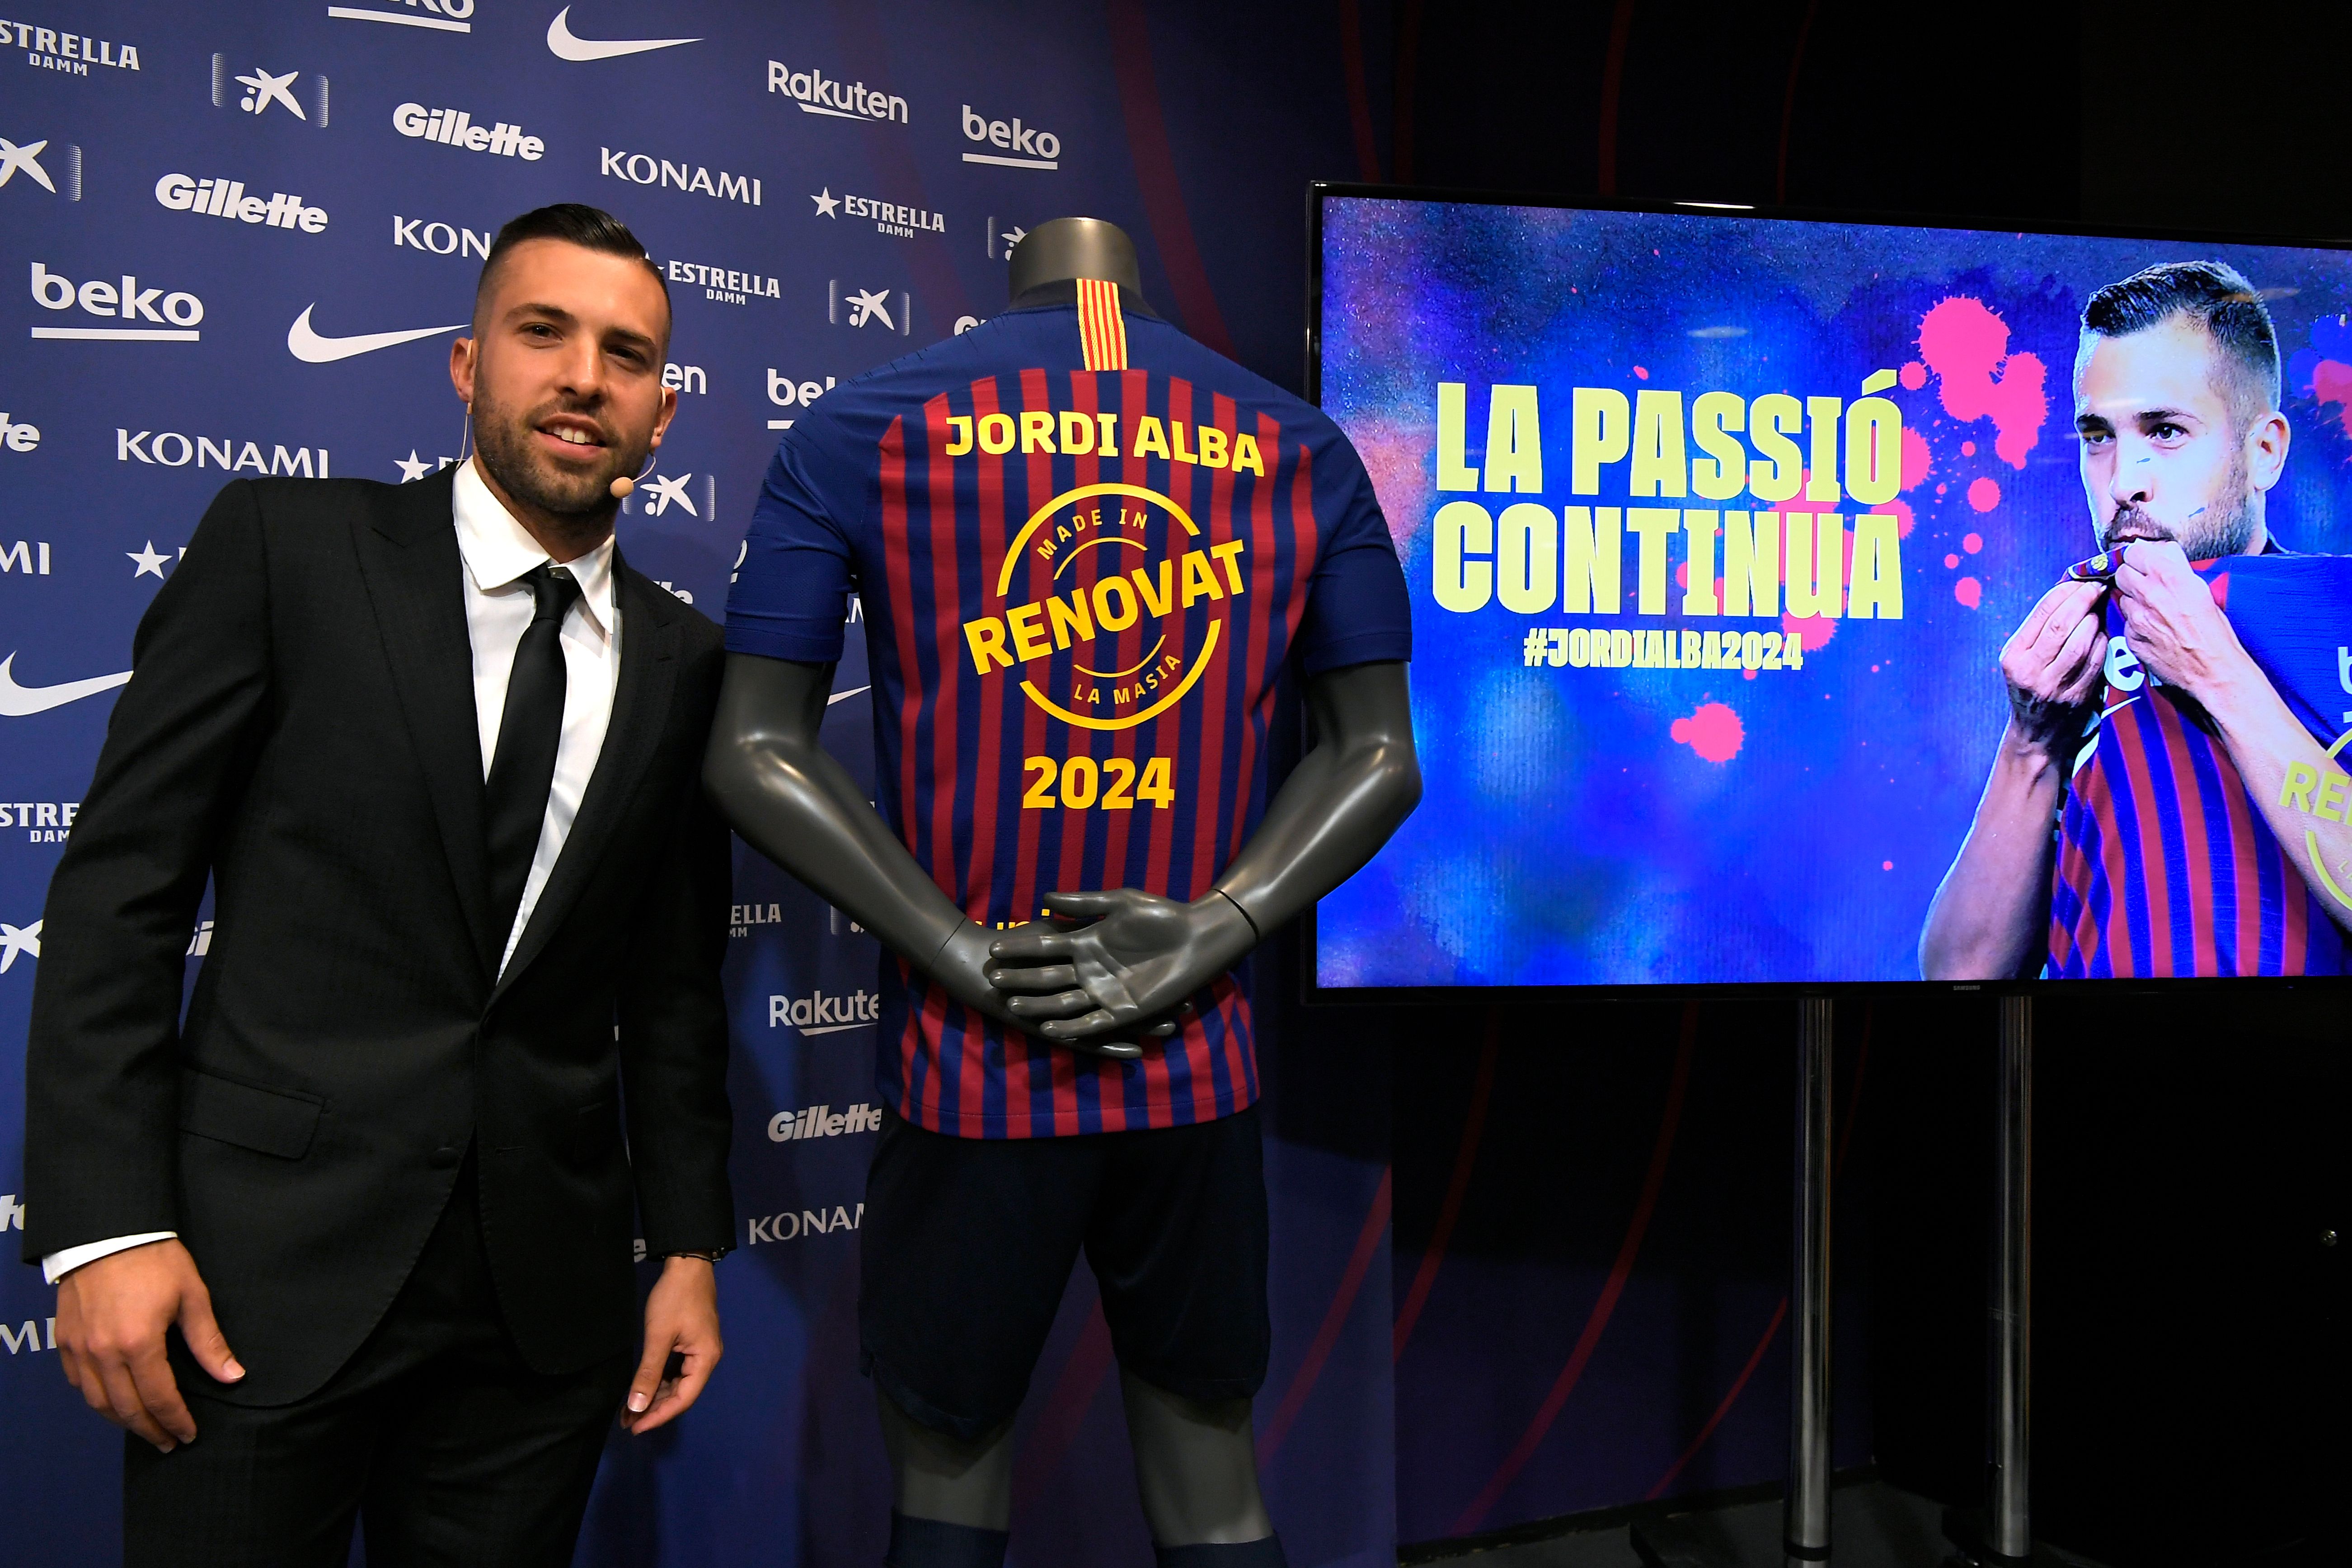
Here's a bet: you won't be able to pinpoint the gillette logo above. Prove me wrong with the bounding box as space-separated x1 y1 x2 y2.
766 1102 882 1142
155 173 326 232
392 102 542 159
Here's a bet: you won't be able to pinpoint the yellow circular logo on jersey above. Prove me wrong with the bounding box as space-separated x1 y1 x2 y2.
960 482 1246 732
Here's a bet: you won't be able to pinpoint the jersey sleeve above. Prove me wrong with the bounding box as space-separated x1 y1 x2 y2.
724 422 860 664
1293 442 1413 676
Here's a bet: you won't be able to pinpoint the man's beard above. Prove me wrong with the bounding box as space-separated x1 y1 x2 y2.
2097 446 2258 559
472 390 634 519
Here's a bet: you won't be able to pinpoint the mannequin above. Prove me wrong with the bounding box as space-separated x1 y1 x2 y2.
704 219 1420 1563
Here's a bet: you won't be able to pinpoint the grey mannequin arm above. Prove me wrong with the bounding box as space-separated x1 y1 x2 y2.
701 654 1145 1059
987 660 1420 1042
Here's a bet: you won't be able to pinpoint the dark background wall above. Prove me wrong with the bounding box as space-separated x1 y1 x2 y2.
1347 2 2347 1563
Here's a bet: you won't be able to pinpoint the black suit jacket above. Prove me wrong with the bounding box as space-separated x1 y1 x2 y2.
22 468 735 1405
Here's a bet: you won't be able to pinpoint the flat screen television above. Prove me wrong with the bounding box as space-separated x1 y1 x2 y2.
1307 185 2352 995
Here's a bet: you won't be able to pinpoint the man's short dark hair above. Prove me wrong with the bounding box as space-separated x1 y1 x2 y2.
2080 259 2280 427
474 203 669 325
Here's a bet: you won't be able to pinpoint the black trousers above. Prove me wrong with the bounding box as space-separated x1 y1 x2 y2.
122 1154 633 1567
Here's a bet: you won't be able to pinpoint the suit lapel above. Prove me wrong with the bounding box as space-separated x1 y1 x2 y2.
351 467 500 985
491 558 681 1000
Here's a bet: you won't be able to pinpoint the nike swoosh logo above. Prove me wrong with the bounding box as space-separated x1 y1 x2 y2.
286 305 465 364
0 653 131 717
546 5 700 60
827 685 870 706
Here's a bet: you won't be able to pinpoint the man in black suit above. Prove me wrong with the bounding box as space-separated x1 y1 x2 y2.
21 204 735 1564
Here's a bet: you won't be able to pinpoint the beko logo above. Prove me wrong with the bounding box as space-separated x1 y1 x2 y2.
602 149 760 205
213 58 328 125
767 60 906 123
155 174 328 233
766 1102 882 1142
1 136 79 199
9 22 141 75
28 264 203 343
768 988 879 1033
662 258 779 305
961 104 1060 170
394 102 543 159
765 370 835 431
118 429 329 476
811 186 943 240
332 1 476 34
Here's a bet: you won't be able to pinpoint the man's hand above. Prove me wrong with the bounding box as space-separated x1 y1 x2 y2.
55 1239 242 1452
2113 540 2256 699
2000 577 2108 753
622 1255 720 1436
985 888 1256 1047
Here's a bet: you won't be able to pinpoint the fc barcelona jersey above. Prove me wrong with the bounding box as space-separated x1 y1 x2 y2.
726 282 1412 1137
2049 550 2352 977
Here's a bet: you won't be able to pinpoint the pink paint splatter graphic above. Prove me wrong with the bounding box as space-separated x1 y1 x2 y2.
1955 576 1983 609
1900 427 1934 492
1944 553 1960 568
1899 361 1927 390
1968 476 2001 512
2311 359 2352 438
1962 532 1984 554
1882 496 1917 539
1671 701 1745 763
1916 297 2049 469
1782 612 1837 652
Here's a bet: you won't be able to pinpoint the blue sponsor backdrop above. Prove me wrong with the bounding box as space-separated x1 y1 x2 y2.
0 4 1398 1563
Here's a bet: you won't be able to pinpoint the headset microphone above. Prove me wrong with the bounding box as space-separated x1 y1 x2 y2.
610 451 658 500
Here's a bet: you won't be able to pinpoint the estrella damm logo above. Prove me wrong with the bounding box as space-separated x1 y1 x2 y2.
961 481 1245 731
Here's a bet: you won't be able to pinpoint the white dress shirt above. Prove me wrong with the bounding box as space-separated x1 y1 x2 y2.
43 458 621 1284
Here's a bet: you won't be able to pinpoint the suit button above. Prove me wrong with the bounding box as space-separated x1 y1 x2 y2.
430 1145 460 1169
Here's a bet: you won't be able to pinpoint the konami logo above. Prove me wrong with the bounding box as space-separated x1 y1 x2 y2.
747 1202 865 1246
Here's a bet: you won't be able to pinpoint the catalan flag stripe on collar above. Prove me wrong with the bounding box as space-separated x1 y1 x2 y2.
1076 276 1127 370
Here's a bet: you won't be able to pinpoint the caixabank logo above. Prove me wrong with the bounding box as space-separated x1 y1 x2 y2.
950 411 1268 732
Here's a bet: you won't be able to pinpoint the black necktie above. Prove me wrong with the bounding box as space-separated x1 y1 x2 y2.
484 563 582 960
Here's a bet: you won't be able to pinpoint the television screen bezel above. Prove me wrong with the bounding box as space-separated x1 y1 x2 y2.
1300 179 2352 1003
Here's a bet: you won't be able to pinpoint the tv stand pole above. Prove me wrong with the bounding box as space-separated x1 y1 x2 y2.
1785 994 1835 1561
1631 996 1837 1568
1986 994 2035 1560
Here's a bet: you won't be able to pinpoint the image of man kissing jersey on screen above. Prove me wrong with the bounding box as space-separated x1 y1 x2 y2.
1922 259 2352 980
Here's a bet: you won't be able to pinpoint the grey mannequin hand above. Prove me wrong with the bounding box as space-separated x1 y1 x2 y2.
985 888 1258 1045
932 920 1149 1061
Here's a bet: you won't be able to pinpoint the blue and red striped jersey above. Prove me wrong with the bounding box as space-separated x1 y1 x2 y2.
726 283 1411 1137
2049 551 2352 977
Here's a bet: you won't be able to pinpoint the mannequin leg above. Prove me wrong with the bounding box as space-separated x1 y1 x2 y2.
1117 1369 1277 1549
876 1389 1016 1567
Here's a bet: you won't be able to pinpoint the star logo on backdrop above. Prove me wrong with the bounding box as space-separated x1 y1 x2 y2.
0 919 39 973
0 137 53 191
810 188 840 218
235 67 306 120
845 288 893 330
642 472 696 517
394 450 437 482
127 542 170 579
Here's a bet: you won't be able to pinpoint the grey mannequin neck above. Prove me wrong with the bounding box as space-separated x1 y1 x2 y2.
1006 216 1146 304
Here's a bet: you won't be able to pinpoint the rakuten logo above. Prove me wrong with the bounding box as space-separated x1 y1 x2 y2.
961 104 1059 170
768 988 878 1034
155 173 326 233
392 102 542 159
767 60 906 123
28 263 202 342
767 1102 881 1142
